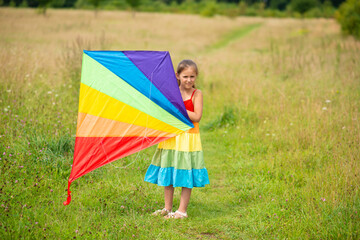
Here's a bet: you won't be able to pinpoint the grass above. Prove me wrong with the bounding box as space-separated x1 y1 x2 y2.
0 7 359 239
209 23 263 50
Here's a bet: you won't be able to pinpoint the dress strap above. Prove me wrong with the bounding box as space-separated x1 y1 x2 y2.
190 89 197 100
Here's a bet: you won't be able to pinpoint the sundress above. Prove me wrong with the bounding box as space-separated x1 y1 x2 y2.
144 89 210 188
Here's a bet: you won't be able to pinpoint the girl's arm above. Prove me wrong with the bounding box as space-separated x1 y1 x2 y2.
187 90 203 122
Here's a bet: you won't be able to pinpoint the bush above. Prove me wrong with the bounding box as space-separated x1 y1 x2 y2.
336 0 360 39
304 7 322 18
291 0 320 14
200 1 217 18
203 106 239 131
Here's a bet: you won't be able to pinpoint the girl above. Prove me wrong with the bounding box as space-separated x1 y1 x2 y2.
144 59 210 219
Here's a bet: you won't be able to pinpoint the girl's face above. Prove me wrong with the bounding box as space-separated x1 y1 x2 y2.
177 67 197 89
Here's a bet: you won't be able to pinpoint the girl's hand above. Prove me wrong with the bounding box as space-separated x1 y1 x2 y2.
187 90 203 122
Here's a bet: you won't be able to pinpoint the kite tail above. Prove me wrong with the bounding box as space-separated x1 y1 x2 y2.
63 181 72 206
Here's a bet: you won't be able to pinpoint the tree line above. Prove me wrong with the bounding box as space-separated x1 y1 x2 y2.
1 0 346 13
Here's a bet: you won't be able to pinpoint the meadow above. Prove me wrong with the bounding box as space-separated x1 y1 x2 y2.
0 8 359 239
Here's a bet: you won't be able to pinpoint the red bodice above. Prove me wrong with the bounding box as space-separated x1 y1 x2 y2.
183 89 197 112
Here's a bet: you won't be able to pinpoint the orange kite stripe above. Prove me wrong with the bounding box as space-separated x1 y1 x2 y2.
76 112 177 138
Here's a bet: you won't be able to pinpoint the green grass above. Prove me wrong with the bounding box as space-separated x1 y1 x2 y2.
0 9 359 239
209 23 262 50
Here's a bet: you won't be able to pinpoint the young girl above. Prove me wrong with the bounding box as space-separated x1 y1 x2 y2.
144 59 210 219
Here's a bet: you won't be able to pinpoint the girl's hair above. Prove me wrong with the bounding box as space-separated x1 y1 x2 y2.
176 59 198 87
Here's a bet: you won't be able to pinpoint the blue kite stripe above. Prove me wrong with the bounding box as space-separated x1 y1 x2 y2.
123 51 190 121
84 50 194 128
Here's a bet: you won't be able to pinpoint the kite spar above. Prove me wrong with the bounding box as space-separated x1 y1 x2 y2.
64 50 194 205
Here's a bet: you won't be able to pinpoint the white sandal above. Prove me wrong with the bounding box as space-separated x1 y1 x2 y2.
152 208 171 216
164 210 188 219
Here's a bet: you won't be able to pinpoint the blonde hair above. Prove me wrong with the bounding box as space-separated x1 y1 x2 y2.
176 59 198 87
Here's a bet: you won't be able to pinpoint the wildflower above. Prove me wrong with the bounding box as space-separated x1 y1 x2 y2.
35 222 38 224
47 91 52 94
325 100 331 103
75 230 79 233
121 205 125 209
342 126 346 130
259 195 262 198
286 199 288 202
271 199 275 201
9 154 12 157
3 152 5 155
50 189 53 192
29 153 31 155
15 180 18 183
322 107 327 111
4 108 8 112
19 166 24 168
7 90 11 93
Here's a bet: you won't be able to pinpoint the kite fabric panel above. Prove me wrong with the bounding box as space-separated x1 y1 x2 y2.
63 50 194 205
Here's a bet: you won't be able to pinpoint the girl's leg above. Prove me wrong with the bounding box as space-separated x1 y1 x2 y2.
164 185 174 211
177 187 192 213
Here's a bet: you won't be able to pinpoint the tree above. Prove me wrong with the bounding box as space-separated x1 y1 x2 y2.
126 0 141 17
336 0 360 39
38 0 52 15
89 0 102 16
291 0 320 14
269 0 290 10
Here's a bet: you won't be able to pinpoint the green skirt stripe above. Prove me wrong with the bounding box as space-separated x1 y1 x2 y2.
151 149 204 170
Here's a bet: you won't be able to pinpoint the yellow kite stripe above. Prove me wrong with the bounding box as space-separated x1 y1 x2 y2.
78 83 184 135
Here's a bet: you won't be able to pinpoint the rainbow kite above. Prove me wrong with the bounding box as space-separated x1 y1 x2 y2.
64 50 194 205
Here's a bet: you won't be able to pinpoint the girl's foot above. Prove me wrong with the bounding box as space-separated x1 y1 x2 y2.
164 210 188 219
152 208 171 216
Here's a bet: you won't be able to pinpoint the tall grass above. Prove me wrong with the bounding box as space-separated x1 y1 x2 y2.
0 8 359 239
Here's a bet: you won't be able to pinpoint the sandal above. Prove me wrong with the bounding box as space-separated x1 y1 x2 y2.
152 208 171 216
164 210 188 219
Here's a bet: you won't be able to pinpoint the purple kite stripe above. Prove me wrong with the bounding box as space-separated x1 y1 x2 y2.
122 51 189 120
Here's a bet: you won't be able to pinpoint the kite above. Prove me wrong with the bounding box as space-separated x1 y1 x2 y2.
63 50 194 205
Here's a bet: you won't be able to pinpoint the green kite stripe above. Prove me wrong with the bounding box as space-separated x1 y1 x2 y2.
151 149 204 170
81 54 190 132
